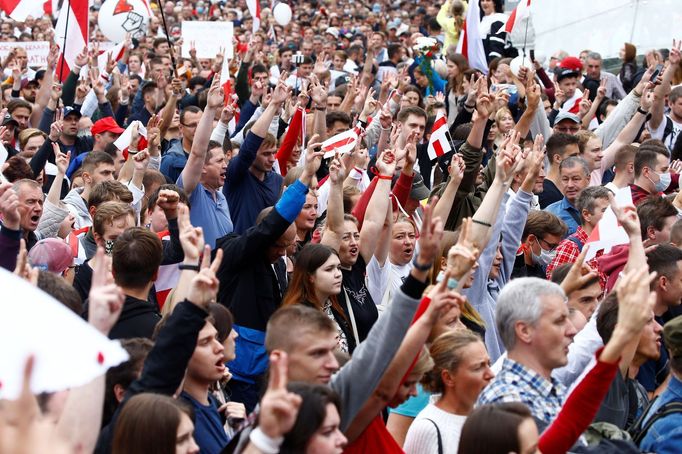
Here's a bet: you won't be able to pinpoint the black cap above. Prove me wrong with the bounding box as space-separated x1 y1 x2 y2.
1 113 18 127
63 106 82 119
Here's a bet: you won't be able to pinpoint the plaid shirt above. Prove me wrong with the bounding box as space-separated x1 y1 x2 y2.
478 358 566 426
545 226 589 279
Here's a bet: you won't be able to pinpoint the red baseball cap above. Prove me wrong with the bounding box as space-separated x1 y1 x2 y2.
91 117 124 136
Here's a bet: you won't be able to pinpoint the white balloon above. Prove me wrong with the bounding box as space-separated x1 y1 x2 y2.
98 0 151 43
509 55 534 77
273 3 292 26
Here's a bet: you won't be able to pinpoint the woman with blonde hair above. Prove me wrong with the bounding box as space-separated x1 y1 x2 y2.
404 330 494 453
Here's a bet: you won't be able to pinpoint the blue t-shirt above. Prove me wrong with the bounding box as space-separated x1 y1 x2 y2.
177 173 233 248
180 392 229 454
389 384 430 418
545 197 580 237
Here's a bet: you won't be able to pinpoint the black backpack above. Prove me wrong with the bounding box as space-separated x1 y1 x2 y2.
629 397 682 445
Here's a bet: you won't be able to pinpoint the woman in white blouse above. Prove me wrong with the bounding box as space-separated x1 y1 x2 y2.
404 330 494 453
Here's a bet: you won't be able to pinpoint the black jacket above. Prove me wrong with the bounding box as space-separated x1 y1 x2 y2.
215 208 292 332
95 301 208 454
107 295 161 340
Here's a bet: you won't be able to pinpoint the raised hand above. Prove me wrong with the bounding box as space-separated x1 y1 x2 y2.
448 153 466 185
376 149 397 176
257 352 302 440
596 77 607 100
446 217 480 280
206 77 225 109
415 197 444 270
304 134 324 177
53 143 70 175
271 76 291 106
157 188 180 219
669 39 681 66
132 149 149 172
553 81 566 107
48 109 63 142
610 196 640 238
310 74 328 107
328 153 346 185
559 245 600 297
74 45 88 68
88 247 124 335
178 204 205 263
640 84 654 111
187 245 223 308
424 270 466 324
361 87 378 118
578 90 592 119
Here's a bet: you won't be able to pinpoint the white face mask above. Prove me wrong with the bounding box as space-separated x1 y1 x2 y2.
531 238 556 268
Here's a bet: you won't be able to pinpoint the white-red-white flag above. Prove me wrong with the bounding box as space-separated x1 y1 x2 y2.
54 0 89 82
427 111 452 160
322 126 361 158
455 0 488 74
246 0 261 33
1 0 47 21
560 88 584 115
583 186 633 261
504 0 531 34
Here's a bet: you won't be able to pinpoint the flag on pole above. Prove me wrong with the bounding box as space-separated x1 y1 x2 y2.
427 111 452 160
54 0 89 82
504 0 532 34
455 0 488 74
246 0 261 33
322 125 362 158
583 187 633 261
0 0 45 21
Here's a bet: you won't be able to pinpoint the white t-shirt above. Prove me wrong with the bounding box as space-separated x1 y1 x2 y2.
648 115 682 151
367 258 411 312
404 403 468 454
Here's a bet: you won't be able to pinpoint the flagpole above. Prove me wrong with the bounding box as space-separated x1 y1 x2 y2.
521 14 529 61
155 0 179 78
58 0 71 82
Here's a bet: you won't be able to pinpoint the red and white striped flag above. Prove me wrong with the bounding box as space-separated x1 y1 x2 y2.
455 0 488 74
504 0 531 34
246 0 261 33
561 88 584 115
322 125 362 158
0 0 52 21
427 111 452 160
54 0 89 82
583 187 633 261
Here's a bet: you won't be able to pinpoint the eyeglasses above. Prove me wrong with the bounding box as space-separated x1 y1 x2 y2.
538 237 560 251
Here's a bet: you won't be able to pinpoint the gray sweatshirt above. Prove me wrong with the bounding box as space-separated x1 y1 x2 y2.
463 189 533 362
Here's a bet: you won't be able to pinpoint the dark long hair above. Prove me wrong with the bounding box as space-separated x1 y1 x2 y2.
279 383 342 454
458 402 533 454
479 0 504 19
282 243 346 322
112 393 194 454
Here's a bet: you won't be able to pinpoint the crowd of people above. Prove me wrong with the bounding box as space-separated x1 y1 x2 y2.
2 0 682 452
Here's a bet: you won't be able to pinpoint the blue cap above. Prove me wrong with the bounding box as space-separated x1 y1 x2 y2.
63 106 82 118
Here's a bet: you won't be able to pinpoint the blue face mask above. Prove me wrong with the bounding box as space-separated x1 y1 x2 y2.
652 171 671 192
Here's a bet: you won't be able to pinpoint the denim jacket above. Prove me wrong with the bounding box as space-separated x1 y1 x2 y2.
639 375 682 453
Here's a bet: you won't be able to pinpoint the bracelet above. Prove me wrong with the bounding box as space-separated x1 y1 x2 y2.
376 174 392 180
353 166 365 174
447 277 459 289
412 255 432 272
637 107 649 115
464 102 475 109
178 263 200 271
128 148 138 155
249 427 283 454
472 219 492 227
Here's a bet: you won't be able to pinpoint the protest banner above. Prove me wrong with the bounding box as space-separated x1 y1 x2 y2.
0 41 50 68
181 21 233 59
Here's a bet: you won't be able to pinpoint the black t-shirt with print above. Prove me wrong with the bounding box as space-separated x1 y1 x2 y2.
341 254 378 343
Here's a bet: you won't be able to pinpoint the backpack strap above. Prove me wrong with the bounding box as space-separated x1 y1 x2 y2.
424 418 443 454
631 398 682 445
567 234 584 252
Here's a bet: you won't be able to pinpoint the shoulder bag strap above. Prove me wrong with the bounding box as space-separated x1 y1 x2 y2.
343 287 360 347
424 418 443 454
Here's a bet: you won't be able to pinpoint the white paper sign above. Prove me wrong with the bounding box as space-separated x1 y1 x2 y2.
181 21 233 59
114 121 148 151
0 41 50 68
